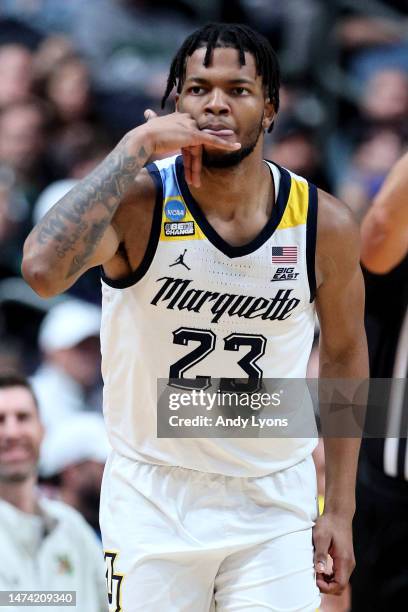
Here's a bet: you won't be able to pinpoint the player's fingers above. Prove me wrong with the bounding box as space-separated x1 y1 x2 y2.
316 575 343 596
313 531 331 574
144 108 158 121
190 145 202 188
182 147 192 185
316 551 353 596
331 553 355 592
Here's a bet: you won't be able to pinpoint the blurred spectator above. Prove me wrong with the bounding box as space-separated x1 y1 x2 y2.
222 0 324 82
40 414 110 536
360 68 408 125
0 337 24 372
33 35 77 85
338 5 408 86
0 372 108 611
338 128 404 221
326 1 408 100
48 123 112 182
264 118 332 192
0 1 83 36
0 43 33 109
71 0 197 132
45 56 93 125
0 166 30 277
40 53 107 186
0 99 54 204
332 65 408 212
73 0 194 95
31 299 102 432
0 17 42 50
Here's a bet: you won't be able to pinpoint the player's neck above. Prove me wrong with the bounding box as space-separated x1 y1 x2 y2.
0 476 39 514
190 147 272 220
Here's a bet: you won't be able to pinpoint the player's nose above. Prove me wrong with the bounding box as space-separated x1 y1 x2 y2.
204 88 230 114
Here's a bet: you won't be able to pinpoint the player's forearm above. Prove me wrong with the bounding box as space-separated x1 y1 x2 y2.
360 200 408 273
361 152 408 272
319 343 368 517
322 437 360 517
22 128 151 296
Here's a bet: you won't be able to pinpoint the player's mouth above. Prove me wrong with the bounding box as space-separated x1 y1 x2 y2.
201 124 235 138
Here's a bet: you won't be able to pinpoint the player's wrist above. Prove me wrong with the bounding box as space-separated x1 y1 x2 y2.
123 125 155 159
321 500 355 521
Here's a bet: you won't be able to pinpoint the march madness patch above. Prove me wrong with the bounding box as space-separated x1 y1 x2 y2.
164 221 195 237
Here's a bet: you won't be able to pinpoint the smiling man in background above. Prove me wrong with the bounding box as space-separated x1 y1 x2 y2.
0 372 107 611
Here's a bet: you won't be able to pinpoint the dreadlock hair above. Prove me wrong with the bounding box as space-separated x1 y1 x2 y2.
161 23 280 133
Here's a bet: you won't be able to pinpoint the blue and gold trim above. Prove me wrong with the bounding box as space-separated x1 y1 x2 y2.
175 156 292 259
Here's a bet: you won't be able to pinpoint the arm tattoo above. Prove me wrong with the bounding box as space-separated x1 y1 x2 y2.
66 218 110 277
34 142 148 276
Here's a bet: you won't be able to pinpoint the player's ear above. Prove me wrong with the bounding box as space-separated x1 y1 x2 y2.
262 98 275 131
175 93 180 112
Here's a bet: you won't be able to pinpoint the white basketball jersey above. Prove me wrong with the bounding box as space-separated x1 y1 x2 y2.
100 155 318 476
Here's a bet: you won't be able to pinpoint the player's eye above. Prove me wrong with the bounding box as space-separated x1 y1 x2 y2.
232 87 249 95
189 86 204 95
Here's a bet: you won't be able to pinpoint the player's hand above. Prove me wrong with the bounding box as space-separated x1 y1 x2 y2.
142 108 240 188
312 512 355 596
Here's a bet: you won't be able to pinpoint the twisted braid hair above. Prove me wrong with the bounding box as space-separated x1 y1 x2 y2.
161 23 280 132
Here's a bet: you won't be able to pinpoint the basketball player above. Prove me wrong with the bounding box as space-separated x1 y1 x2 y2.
22 24 368 611
351 153 408 611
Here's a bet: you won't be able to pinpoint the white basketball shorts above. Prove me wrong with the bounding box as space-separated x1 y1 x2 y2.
100 451 321 612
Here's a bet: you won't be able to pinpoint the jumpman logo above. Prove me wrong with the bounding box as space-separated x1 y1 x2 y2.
169 249 191 270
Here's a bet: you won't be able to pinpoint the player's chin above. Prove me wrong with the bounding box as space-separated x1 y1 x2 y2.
201 147 242 169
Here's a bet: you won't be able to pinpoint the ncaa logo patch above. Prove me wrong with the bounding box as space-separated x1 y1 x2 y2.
165 199 186 222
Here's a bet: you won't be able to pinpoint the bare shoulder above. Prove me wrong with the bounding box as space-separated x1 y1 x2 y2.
316 189 360 286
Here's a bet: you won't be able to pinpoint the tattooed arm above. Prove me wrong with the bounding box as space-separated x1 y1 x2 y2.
22 133 150 297
22 113 240 297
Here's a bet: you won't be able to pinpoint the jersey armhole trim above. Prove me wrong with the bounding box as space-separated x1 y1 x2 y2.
101 163 163 289
306 182 318 303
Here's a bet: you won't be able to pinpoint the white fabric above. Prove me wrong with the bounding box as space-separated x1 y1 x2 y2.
101 155 317 476
0 496 107 611
100 451 321 612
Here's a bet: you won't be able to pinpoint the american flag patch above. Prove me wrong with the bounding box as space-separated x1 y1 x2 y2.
272 246 298 264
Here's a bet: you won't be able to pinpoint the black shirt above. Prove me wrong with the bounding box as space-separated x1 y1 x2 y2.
362 255 408 481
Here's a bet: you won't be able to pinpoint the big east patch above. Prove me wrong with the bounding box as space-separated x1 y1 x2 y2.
271 267 299 282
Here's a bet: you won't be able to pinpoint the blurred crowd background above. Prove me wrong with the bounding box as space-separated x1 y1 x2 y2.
0 0 407 607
